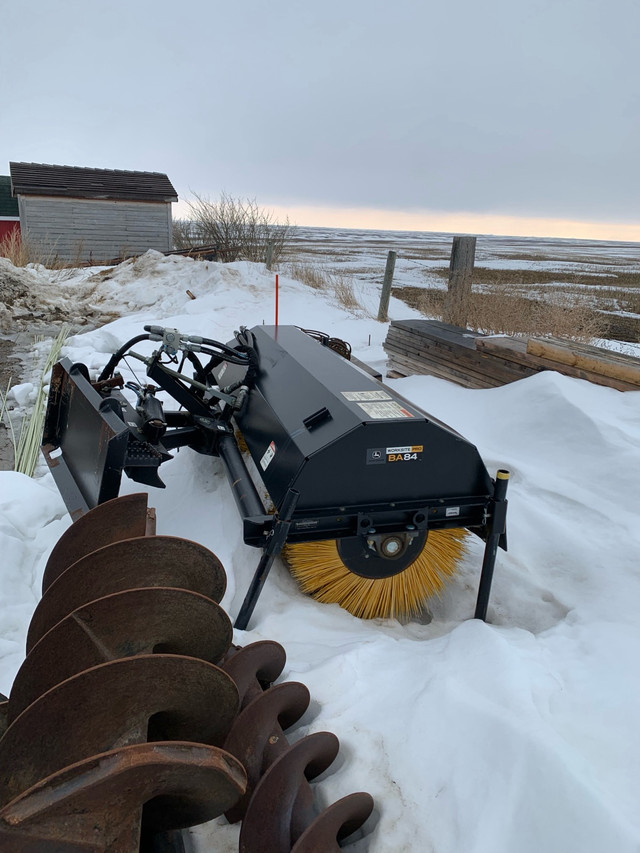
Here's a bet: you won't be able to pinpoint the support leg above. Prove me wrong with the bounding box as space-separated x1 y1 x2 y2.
474 470 510 621
234 490 300 631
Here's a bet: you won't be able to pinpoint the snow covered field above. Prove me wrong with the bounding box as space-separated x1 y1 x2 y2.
1 247 640 852
285 226 640 299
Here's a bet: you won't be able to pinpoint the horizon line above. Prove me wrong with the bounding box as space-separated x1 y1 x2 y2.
173 199 640 244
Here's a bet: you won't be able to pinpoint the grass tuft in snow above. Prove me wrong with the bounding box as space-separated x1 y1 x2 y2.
286 261 372 315
14 326 69 477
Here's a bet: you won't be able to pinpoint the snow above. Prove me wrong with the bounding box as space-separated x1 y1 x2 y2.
1 250 639 852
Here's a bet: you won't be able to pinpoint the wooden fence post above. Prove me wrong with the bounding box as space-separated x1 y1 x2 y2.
265 240 275 271
377 250 397 322
442 236 476 328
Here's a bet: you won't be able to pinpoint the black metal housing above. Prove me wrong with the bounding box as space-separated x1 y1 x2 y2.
218 326 494 544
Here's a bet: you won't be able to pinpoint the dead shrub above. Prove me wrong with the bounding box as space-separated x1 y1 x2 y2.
178 192 293 264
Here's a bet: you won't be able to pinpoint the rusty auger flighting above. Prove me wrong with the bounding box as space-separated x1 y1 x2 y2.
0 494 374 852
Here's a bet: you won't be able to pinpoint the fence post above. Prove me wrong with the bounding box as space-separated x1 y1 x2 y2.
265 240 275 271
377 250 397 322
442 236 476 328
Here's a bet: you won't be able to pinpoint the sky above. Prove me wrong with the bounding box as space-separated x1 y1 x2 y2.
1 0 639 241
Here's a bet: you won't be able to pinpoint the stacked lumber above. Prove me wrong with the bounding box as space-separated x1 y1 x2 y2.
476 336 640 392
384 320 640 392
383 320 537 389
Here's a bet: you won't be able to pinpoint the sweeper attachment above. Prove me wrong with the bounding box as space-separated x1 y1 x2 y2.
42 323 509 627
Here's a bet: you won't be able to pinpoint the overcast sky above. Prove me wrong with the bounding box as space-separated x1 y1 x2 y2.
2 0 639 239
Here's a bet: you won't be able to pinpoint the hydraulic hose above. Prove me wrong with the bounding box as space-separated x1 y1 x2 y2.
97 334 151 382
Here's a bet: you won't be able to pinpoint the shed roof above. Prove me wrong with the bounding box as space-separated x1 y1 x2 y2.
0 176 19 217
9 162 178 202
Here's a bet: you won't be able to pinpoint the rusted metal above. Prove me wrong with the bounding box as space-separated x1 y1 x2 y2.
9 588 232 723
27 536 227 651
0 742 246 852
42 493 152 592
290 792 375 852
221 640 287 709
239 732 340 852
0 829 91 851
219 639 373 850
223 681 310 822
0 655 239 810
3 499 375 851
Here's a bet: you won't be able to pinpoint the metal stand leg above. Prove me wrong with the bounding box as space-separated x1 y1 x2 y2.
474 470 510 621
234 489 300 631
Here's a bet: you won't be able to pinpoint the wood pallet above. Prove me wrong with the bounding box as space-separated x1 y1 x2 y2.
384 320 640 391
384 320 537 389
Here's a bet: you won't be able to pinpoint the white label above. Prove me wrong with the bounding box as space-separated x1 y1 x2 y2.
342 390 392 402
446 507 461 517
358 401 414 420
260 440 276 471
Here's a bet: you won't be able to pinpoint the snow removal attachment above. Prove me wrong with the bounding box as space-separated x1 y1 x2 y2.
42 324 509 627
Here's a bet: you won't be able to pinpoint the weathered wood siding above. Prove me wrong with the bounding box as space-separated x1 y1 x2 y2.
18 195 172 262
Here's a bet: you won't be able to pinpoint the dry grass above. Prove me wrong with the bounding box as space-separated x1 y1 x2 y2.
0 230 30 266
0 230 84 270
286 261 331 290
392 262 640 342
396 284 608 341
286 261 368 313
428 264 640 291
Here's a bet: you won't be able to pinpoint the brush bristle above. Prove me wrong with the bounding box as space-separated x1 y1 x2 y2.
283 529 469 620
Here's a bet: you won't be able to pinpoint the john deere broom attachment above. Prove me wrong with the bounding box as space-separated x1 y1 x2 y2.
42 323 509 628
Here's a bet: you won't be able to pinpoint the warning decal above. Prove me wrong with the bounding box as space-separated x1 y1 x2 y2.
342 390 392 402
358 401 414 420
260 440 276 471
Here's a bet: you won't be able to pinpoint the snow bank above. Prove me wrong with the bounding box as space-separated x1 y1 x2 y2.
1 251 639 852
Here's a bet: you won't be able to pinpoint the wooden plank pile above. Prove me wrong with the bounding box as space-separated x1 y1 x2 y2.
384 319 640 392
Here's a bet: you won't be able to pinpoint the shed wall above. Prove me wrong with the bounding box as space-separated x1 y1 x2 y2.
0 219 20 240
18 196 173 261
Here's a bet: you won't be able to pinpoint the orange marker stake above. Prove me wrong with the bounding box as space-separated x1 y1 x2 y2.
275 274 279 327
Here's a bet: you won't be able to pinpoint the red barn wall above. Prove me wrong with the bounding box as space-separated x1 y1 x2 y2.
0 219 20 240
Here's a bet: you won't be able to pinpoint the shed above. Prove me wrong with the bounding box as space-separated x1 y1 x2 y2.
0 176 20 241
9 162 178 262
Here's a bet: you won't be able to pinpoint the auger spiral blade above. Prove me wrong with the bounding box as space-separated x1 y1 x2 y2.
1 495 374 851
27 535 227 651
42 492 154 592
9 587 232 724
